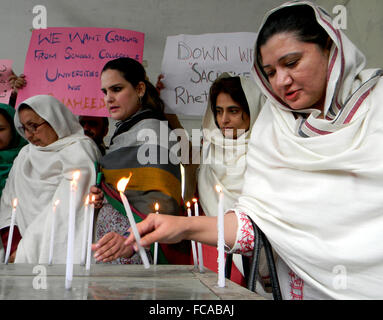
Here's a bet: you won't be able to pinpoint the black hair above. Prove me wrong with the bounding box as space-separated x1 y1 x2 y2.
101 58 165 114
209 76 250 128
0 108 17 148
256 5 331 66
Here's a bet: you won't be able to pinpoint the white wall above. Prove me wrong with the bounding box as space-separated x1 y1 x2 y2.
1 0 382 136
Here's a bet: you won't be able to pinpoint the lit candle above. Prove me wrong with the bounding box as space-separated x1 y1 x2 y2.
4 198 17 264
66 170 80 290
85 195 95 271
80 195 90 266
215 185 225 288
153 202 159 265
187 201 198 270
192 198 204 273
117 175 150 269
48 200 60 265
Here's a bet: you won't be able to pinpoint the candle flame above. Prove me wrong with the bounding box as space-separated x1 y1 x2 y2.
72 170 81 181
117 173 133 192
215 185 222 193
91 195 95 202
186 201 191 208
12 198 18 208
154 203 159 211
192 198 198 203
85 194 90 205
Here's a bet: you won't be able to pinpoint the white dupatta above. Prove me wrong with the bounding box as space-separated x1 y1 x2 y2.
0 95 100 264
236 1 383 299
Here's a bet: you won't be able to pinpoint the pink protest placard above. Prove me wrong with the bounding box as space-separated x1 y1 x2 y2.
0 60 13 104
17 27 145 116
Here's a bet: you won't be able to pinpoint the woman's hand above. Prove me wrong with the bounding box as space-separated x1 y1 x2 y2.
155 74 165 94
8 73 26 93
125 211 238 250
125 213 190 250
92 232 134 263
90 185 104 209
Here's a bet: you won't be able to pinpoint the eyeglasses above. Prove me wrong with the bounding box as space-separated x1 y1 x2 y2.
18 121 47 134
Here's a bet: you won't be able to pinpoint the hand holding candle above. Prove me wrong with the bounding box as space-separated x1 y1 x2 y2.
215 185 225 288
4 198 17 264
187 201 198 270
48 200 60 265
117 175 150 269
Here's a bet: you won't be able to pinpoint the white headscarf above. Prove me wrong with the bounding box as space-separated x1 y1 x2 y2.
198 73 264 217
236 1 383 299
0 95 100 264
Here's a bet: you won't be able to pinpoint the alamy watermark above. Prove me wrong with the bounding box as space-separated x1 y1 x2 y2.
32 265 47 290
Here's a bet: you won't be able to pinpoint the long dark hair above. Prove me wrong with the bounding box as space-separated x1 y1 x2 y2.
209 76 250 128
256 5 331 67
101 58 165 114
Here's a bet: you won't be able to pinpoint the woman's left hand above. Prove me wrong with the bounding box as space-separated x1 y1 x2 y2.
92 232 134 263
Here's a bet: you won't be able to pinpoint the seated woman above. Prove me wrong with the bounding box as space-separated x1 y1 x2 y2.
125 1 383 300
0 95 100 264
90 57 189 265
0 103 27 262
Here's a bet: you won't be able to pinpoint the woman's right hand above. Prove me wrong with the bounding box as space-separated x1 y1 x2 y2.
8 73 26 92
155 74 165 94
90 185 104 209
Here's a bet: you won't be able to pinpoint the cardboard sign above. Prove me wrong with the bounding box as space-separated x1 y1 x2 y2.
160 32 257 116
16 27 145 116
0 60 13 104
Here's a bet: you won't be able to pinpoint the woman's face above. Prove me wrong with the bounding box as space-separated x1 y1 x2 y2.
101 69 145 121
18 108 58 147
215 92 250 139
260 32 330 113
0 114 13 150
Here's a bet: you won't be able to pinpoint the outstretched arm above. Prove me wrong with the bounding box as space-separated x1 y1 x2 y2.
124 211 238 250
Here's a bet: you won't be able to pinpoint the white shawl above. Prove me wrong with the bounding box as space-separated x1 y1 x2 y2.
0 95 100 264
236 1 383 299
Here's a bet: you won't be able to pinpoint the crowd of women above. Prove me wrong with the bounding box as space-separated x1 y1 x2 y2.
0 1 382 300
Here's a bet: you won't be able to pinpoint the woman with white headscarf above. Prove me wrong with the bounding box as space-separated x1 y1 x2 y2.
125 1 383 300
0 95 100 264
196 73 266 288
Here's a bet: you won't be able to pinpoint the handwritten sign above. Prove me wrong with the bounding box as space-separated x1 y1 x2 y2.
16 27 145 116
0 60 13 104
160 32 257 116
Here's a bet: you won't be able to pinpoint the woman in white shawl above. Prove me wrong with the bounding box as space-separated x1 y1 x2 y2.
197 73 264 287
0 95 100 264
126 1 383 300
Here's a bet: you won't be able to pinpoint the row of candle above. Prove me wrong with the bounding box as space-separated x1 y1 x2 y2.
3 171 226 289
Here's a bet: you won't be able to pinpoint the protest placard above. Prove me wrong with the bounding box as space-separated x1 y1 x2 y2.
16 27 145 116
0 60 13 104
160 32 257 116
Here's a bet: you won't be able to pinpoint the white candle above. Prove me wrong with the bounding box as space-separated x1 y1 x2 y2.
153 203 159 265
117 175 150 269
66 170 80 290
215 185 225 288
193 198 204 273
80 195 90 266
187 201 198 270
85 195 95 271
48 200 60 265
4 198 17 264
